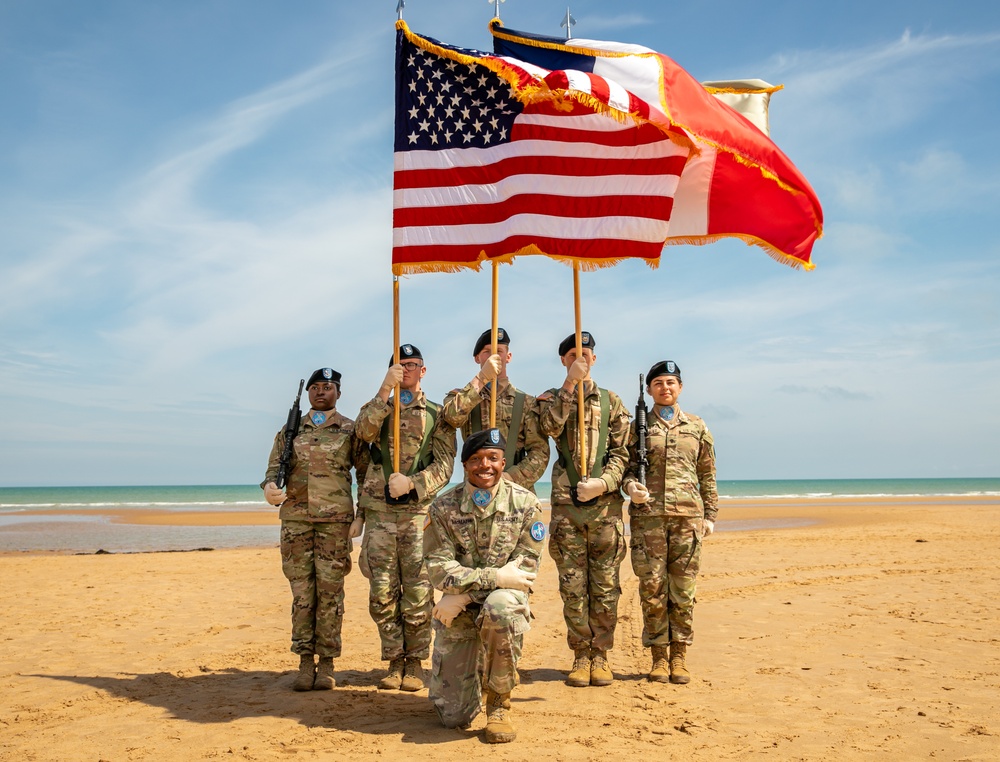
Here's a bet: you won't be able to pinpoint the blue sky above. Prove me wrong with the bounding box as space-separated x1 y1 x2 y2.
1 0 998 486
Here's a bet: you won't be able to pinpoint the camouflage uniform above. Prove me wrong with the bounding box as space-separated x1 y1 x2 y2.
621 406 717 647
537 380 631 652
262 410 369 658
441 378 549 490
423 479 545 728
355 391 457 661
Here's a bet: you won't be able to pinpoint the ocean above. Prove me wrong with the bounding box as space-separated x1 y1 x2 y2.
1 478 998 554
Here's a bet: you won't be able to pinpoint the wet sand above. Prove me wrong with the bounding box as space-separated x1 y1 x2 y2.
1 496 997 760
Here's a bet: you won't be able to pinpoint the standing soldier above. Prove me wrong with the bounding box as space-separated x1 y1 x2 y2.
423 428 545 743
441 328 549 491
354 344 457 692
536 332 631 687
621 361 718 684
261 367 369 691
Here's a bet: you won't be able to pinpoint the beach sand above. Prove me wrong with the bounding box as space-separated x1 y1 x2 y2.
1 497 997 760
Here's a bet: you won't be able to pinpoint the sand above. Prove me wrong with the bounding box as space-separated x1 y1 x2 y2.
1 496 998 761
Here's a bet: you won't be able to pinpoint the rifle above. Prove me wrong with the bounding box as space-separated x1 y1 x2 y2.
275 379 305 489
636 373 649 486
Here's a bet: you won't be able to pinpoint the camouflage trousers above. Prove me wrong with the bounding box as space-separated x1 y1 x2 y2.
629 514 703 646
358 510 433 661
548 506 627 652
429 589 531 729
280 520 352 658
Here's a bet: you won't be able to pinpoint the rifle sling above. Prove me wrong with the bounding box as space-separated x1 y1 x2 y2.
379 401 439 483
558 388 610 487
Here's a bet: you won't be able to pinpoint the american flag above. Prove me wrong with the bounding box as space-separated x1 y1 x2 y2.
392 24 693 274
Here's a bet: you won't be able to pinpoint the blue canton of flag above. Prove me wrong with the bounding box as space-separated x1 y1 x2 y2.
394 37 521 153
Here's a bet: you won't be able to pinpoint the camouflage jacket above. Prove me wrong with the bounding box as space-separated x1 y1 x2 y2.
537 379 630 512
441 378 549 490
423 478 545 604
622 406 718 522
354 390 457 518
262 410 369 523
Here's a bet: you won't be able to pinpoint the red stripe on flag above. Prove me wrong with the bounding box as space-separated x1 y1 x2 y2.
510 121 668 146
395 154 688 189
393 235 665 265
394 193 675 227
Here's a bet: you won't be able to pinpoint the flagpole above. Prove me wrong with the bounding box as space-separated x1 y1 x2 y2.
490 260 499 428
573 262 587 480
392 276 401 474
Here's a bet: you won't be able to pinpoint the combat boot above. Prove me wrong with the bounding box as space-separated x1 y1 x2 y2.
590 649 614 686
292 654 315 692
669 642 691 684
648 646 670 683
484 690 516 743
400 657 425 692
313 656 336 690
379 657 405 690
566 648 591 687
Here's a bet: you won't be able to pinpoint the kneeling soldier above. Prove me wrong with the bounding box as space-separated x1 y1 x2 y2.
423 428 545 743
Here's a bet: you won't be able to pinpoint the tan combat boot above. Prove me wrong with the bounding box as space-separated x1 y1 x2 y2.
648 646 670 683
399 657 425 692
313 656 335 690
590 649 614 686
566 648 591 687
484 690 516 743
378 657 405 690
669 642 691 684
292 654 315 692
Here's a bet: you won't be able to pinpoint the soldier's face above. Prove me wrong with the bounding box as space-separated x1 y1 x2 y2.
308 382 339 411
560 347 596 370
474 345 511 376
464 448 505 489
400 361 426 390
649 375 682 407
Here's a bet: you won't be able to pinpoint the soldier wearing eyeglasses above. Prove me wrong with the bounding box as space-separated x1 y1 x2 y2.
354 344 457 692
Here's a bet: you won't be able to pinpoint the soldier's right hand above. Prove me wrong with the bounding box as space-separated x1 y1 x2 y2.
566 356 589 384
380 364 404 393
477 353 502 384
432 593 472 627
627 482 650 505
496 558 536 592
263 482 286 506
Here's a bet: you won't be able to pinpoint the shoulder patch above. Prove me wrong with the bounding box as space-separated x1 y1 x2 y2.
536 391 554 401
423 514 432 530
530 521 547 542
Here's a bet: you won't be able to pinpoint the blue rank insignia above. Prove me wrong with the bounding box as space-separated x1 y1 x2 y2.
399 390 414 405
660 406 675 422
530 521 546 541
472 488 491 507
311 411 327 425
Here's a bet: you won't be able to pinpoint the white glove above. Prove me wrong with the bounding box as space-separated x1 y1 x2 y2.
349 517 364 538
263 482 286 506
381 365 404 393
388 472 414 499
703 519 715 537
576 478 606 502
477 354 501 384
432 593 472 627
495 558 536 592
566 356 589 384
627 482 650 505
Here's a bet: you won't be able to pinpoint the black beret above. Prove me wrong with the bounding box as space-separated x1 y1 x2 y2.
558 331 596 357
307 368 342 387
461 428 507 463
473 327 510 357
646 360 682 384
389 344 423 366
